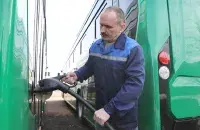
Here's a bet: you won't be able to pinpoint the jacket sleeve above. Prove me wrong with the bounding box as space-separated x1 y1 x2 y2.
104 45 145 115
74 49 94 83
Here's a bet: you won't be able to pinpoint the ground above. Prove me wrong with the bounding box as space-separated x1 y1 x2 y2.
42 90 91 130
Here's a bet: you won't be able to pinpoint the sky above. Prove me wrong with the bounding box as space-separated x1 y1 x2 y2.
46 0 95 76
29 0 95 76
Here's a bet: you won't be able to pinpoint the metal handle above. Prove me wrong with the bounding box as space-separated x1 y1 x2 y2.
33 76 115 130
62 87 115 130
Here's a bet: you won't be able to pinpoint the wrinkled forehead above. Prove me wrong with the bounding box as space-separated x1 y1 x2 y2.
100 11 118 25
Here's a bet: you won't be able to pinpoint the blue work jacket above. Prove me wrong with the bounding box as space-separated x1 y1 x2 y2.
75 33 145 129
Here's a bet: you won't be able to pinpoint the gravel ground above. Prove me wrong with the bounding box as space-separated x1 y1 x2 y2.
42 91 91 130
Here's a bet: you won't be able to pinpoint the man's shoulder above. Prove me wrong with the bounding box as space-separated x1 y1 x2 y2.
125 36 139 50
89 39 102 50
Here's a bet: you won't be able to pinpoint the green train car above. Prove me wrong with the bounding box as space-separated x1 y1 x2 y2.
62 0 200 130
0 0 48 130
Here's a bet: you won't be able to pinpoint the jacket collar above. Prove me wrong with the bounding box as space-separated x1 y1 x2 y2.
114 33 126 50
97 33 126 50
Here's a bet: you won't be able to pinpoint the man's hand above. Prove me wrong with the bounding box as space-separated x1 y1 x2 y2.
93 108 110 126
61 72 78 85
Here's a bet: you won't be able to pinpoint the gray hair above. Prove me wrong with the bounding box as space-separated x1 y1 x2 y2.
104 6 125 23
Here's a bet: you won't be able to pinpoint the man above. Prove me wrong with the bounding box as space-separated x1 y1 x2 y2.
63 6 145 130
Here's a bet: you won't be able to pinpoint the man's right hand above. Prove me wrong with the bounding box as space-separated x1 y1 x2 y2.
61 72 78 85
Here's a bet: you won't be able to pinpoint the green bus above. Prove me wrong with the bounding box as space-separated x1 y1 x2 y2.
0 0 48 130
62 0 200 130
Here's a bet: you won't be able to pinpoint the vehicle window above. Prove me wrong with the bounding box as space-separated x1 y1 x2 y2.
82 24 95 53
119 0 135 14
121 0 138 39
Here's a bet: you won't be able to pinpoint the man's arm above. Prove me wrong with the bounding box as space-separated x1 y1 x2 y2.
74 50 94 82
104 45 145 115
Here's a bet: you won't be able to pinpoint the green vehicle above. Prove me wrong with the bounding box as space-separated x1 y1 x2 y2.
0 0 48 130
62 0 200 130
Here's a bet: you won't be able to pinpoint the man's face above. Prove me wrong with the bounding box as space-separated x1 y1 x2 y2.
100 11 125 43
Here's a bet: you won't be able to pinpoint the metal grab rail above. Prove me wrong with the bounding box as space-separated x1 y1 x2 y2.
33 75 115 130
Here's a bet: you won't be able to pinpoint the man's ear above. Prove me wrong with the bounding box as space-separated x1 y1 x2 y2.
121 22 126 32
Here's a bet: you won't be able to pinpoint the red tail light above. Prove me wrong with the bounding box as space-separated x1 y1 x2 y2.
159 51 170 65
